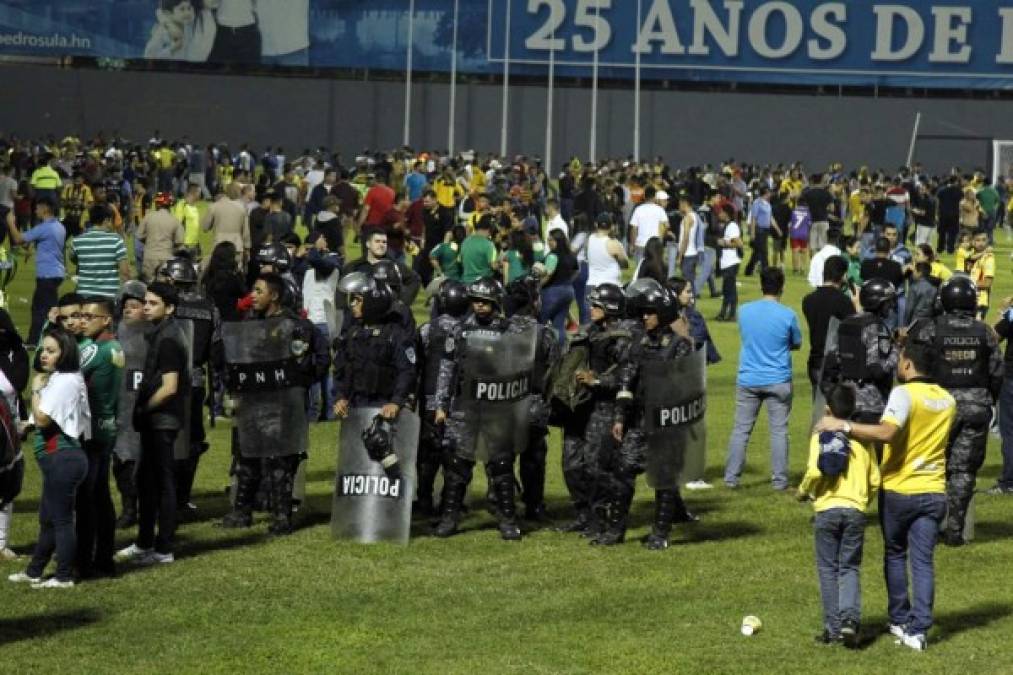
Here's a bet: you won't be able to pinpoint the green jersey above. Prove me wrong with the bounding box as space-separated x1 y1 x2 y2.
459 235 497 284
80 333 124 445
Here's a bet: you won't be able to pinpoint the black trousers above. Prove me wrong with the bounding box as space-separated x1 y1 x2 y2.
75 440 116 573
744 230 769 275
719 264 739 317
137 428 178 554
29 277 62 345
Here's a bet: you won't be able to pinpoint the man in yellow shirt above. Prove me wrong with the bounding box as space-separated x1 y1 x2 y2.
817 341 956 652
433 166 464 235
967 230 994 318
30 154 63 210
173 183 202 257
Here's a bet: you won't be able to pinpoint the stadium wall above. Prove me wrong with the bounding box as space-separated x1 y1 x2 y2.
0 63 1010 174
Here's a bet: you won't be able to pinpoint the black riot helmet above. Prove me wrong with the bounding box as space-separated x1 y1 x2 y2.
372 259 403 294
938 274 978 314
437 279 470 318
467 276 505 310
639 285 679 325
338 271 394 323
361 414 401 479
624 277 664 318
254 242 292 273
859 278 897 314
588 282 625 318
504 274 541 317
164 257 198 286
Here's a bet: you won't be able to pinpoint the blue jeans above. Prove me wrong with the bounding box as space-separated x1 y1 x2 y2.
680 255 699 292
999 377 1013 488
572 261 590 326
880 490 947 635
540 284 575 347
724 382 793 489
666 242 680 278
695 247 718 297
27 449 88 581
308 323 334 420
814 508 866 635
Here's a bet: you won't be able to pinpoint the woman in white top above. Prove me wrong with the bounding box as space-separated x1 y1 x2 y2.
586 212 629 290
715 203 743 321
9 329 91 588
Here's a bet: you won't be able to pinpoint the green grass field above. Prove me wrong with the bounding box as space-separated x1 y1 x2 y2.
2 226 1013 674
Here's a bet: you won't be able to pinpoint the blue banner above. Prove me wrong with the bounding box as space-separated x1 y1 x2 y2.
0 1 1011 89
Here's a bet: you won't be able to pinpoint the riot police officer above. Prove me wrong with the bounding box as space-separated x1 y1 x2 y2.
557 283 632 536
332 273 417 423
605 283 696 549
909 275 1003 545
821 279 899 424
433 277 538 541
253 242 301 311
415 280 469 516
163 257 223 518
112 280 148 529
368 259 416 332
503 275 560 522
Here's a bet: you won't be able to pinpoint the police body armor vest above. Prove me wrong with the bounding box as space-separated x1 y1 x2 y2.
349 323 400 399
175 295 215 368
934 315 991 389
837 313 881 382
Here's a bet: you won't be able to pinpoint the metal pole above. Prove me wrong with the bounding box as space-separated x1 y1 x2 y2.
448 0 459 157
589 2 599 163
403 0 415 147
634 0 641 162
905 112 921 168
545 37 555 178
500 0 511 157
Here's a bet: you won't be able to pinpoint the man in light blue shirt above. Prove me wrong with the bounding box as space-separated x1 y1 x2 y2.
404 162 428 203
745 186 777 276
724 267 801 490
7 194 66 345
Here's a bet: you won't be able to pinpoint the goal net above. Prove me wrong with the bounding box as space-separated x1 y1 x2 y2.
993 140 1013 186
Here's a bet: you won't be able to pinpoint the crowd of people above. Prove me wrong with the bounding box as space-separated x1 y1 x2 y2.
0 133 1012 653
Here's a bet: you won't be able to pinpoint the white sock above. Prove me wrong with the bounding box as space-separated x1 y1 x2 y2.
0 502 12 550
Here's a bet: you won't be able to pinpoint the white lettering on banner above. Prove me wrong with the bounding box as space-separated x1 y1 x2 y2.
572 0 612 53
872 5 924 61
655 396 707 428
525 0 566 51
633 0 686 55
748 2 804 59
688 0 742 57
1000 9 1013 64
808 3 847 60
473 375 531 402
928 6 971 64
340 474 402 499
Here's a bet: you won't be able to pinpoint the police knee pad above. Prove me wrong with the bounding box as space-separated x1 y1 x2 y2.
486 458 514 480
444 455 475 481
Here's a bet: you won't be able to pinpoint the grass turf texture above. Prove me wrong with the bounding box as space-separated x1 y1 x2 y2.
2 222 1013 674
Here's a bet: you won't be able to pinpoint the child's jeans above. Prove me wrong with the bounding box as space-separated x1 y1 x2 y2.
814 507 866 636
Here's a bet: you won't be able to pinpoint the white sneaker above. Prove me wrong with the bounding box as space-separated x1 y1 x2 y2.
0 547 20 561
136 551 174 566
896 632 927 651
115 543 153 561
7 571 41 584
685 480 714 491
31 577 75 589
887 623 906 639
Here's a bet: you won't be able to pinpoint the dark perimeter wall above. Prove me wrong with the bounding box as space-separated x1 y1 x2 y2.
1 64 1010 174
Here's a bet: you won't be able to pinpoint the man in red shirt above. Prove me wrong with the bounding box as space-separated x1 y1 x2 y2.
359 173 395 232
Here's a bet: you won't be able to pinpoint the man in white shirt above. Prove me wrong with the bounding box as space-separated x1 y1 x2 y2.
629 186 669 266
677 193 702 290
807 234 842 288
545 198 567 238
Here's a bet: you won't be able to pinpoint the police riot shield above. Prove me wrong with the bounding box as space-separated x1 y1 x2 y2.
811 317 841 430
222 318 308 459
457 326 537 462
639 347 708 489
331 407 420 544
173 318 194 461
113 321 148 462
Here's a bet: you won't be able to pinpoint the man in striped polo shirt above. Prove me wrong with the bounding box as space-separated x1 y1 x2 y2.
71 204 130 299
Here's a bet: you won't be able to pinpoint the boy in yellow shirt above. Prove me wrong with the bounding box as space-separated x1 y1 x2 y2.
799 383 880 648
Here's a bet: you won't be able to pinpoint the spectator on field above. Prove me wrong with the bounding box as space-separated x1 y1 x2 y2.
802 255 857 394
540 229 578 347
634 236 667 286
724 267 801 491
201 182 251 266
8 329 90 588
71 204 129 299
904 262 937 325
137 193 184 282
6 194 67 346
202 242 247 322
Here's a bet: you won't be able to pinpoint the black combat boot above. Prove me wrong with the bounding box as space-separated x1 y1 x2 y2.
433 457 473 538
267 457 296 535
555 507 591 533
221 461 257 528
414 457 441 517
644 489 678 550
520 434 550 523
488 460 522 541
591 499 628 546
672 490 699 523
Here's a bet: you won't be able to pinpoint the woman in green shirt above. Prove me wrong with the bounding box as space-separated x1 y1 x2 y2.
843 235 863 288
429 225 466 281
10 329 90 588
500 229 542 284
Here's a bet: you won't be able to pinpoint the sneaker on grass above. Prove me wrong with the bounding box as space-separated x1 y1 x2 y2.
32 577 75 589
115 543 152 561
886 623 906 639
896 632 927 651
136 551 174 566
8 571 41 584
